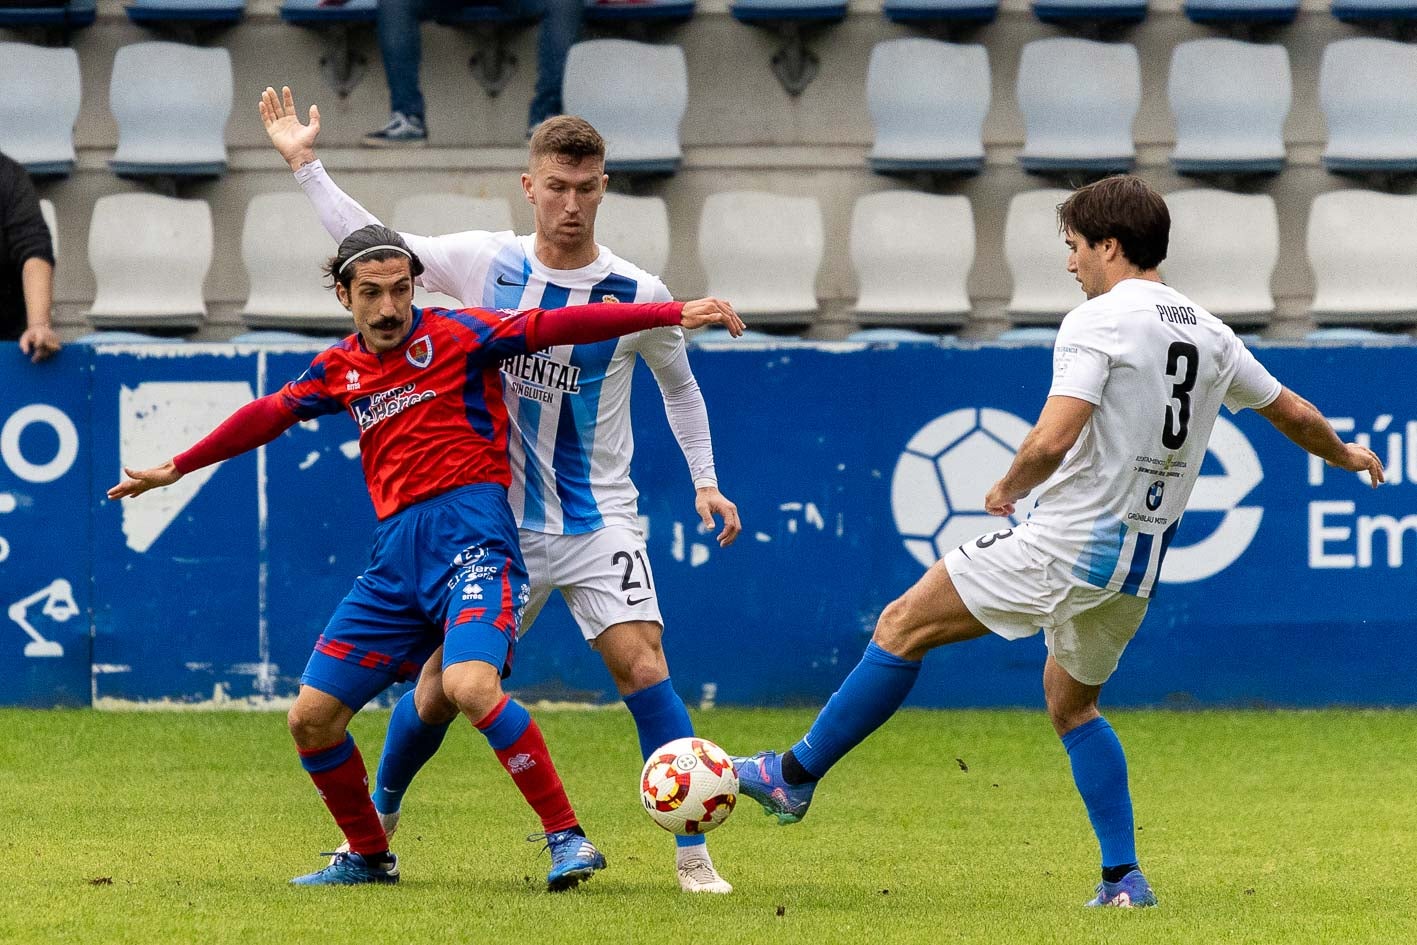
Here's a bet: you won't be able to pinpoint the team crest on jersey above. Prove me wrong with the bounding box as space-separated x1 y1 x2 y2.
600 294 620 304
405 335 433 369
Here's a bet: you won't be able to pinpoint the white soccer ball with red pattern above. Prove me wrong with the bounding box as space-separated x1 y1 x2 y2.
639 737 739 835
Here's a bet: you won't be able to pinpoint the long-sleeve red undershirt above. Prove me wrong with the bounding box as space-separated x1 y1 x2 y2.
172 300 686 475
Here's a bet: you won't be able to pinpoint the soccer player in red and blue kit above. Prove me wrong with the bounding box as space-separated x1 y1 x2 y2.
108 224 745 889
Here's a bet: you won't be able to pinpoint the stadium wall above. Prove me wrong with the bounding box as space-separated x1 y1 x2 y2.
1 340 1413 709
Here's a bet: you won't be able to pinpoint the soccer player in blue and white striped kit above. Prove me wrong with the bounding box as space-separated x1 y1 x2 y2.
261 87 741 893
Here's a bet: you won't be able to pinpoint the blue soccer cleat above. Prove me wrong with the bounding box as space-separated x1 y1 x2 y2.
731 750 816 825
532 829 607 892
290 851 399 886
1085 869 1157 908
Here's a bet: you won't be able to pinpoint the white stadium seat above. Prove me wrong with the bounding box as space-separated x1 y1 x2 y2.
109 41 232 177
1308 190 1417 323
1169 39 1290 175
241 193 349 330
1319 38 1417 174
0 43 81 177
392 194 515 310
596 193 671 277
563 39 687 175
850 191 972 326
87 194 211 329
698 191 822 322
1162 190 1278 325
1004 189 1078 323
1017 39 1139 174
866 39 990 175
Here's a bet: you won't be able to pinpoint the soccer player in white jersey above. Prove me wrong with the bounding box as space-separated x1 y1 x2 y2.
732 176 1385 908
259 87 740 893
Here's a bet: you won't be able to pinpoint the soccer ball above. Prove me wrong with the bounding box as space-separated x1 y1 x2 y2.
891 407 1038 569
639 737 739 835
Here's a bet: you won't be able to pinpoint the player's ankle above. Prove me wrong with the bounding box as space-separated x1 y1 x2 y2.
1101 862 1139 883
782 750 818 786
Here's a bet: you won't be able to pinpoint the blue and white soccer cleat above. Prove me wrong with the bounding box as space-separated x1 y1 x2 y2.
290 851 399 886
533 829 607 892
1085 869 1157 908
731 750 816 825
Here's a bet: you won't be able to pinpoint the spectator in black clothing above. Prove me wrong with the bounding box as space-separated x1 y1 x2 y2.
1 152 60 363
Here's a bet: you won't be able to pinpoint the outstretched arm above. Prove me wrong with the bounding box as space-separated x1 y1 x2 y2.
1257 388 1384 486
527 298 744 350
107 396 300 500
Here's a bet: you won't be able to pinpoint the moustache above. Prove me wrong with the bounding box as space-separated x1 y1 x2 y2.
372 318 402 331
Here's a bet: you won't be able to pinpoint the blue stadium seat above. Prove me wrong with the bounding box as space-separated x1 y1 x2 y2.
730 0 846 20
866 40 989 176
881 0 997 24
278 0 375 23
1332 0 1417 21
1308 190 1417 325
433 2 537 27
109 42 232 178
0 0 95 29
1169 39 1290 176
1184 0 1297 22
1320 38 1417 175
851 191 973 327
126 0 245 26
1017 39 1139 175
584 0 694 24
1032 0 1145 24
87 194 212 331
563 39 686 174
1164 190 1278 325
0 43 80 177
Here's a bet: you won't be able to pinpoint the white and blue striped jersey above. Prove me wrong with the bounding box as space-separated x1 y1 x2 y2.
1025 279 1281 598
296 161 719 536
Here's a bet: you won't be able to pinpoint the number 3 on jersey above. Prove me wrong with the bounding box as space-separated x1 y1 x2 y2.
1162 341 1199 449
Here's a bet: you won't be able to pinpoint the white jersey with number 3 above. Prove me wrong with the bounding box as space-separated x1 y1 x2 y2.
1024 278 1282 598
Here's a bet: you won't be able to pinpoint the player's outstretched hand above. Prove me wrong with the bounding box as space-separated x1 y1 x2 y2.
984 481 1023 517
108 461 182 500
1330 442 1385 487
695 486 742 547
259 85 320 172
680 298 745 337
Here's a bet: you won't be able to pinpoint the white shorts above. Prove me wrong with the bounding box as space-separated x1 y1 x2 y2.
943 526 1149 686
518 523 664 643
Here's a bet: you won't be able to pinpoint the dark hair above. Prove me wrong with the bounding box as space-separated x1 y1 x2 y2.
324 224 424 291
528 115 606 169
1056 175 1170 271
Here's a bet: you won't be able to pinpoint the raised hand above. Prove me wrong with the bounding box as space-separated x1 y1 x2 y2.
259 85 321 172
679 297 746 337
107 461 182 500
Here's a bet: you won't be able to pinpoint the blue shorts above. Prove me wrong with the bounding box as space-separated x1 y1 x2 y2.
301 483 531 711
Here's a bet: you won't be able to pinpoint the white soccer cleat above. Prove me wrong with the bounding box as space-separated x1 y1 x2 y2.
677 852 733 894
330 809 400 860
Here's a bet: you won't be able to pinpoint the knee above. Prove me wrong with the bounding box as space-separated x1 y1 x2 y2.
871 596 920 658
287 703 343 750
1046 700 1100 738
609 640 668 695
413 676 459 726
442 664 504 722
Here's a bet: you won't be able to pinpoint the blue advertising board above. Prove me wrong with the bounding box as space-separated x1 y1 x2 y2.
2 340 1414 708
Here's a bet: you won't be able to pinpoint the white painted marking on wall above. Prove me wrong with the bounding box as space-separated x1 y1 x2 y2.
255 353 274 699
690 544 709 567
755 532 772 542
671 521 685 562
339 441 360 460
118 381 254 553
0 493 15 513
297 451 320 470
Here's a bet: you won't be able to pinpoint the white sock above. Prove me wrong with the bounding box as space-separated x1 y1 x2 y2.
675 844 712 868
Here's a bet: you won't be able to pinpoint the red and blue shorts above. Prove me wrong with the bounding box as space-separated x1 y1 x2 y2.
300 482 530 711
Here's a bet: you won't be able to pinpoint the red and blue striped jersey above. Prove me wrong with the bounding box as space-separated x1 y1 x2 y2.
278 306 533 519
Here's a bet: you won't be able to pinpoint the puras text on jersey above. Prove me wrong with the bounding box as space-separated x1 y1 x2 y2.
349 383 435 432
1156 304 1197 325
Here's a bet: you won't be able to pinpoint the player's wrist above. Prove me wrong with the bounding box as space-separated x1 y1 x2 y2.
288 150 319 173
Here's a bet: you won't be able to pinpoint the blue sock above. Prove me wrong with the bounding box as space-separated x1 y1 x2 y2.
373 691 453 815
625 677 704 849
1061 716 1137 870
476 696 531 750
790 642 922 780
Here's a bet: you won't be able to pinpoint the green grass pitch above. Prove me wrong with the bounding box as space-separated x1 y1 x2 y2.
3 707 1414 944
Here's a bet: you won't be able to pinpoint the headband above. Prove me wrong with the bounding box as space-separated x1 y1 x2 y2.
338 244 413 273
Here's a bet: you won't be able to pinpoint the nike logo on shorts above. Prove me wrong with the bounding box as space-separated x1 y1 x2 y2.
626 595 653 606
